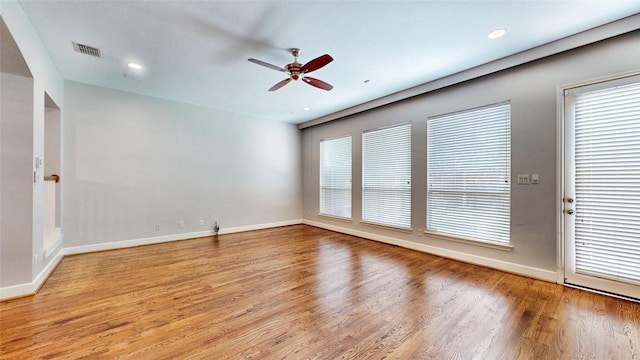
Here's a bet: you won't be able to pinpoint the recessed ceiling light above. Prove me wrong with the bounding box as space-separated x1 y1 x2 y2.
303 107 311 111
127 62 143 70
488 29 506 40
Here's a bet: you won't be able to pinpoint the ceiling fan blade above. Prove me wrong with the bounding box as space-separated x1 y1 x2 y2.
301 54 333 73
269 78 292 91
248 58 286 72
302 76 333 91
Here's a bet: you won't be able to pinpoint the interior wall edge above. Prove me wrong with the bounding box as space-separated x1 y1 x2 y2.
302 219 558 283
0 249 63 301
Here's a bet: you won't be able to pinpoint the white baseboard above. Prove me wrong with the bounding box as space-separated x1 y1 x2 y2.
0 282 34 301
303 219 557 283
9 219 554 297
2 219 553 300
1 219 303 300
64 219 303 255
43 234 63 259
219 219 303 235
34 248 64 290
0 248 64 300
63 230 216 255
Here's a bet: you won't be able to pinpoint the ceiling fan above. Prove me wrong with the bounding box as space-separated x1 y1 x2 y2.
248 48 334 91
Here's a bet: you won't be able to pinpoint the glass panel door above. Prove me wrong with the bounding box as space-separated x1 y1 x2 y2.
563 75 640 300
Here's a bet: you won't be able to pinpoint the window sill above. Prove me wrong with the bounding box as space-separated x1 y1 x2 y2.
318 213 353 222
360 220 413 233
424 231 513 251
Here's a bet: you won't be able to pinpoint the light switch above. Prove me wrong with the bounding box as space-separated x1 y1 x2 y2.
517 174 530 185
531 174 540 184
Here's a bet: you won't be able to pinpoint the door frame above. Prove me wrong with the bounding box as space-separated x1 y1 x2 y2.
557 69 640 299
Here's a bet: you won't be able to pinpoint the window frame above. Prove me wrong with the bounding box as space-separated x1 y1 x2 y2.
426 102 512 249
360 122 412 231
319 135 353 219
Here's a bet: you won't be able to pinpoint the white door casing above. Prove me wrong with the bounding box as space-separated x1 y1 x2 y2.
562 73 640 300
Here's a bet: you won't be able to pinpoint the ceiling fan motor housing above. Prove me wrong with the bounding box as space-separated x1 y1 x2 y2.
286 63 302 80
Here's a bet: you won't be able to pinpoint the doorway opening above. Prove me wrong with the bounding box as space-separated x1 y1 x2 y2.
43 93 61 257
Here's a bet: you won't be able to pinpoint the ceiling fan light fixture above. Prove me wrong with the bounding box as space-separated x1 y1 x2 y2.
488 29 506 40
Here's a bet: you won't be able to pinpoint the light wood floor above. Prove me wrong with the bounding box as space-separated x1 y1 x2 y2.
1 225 639 359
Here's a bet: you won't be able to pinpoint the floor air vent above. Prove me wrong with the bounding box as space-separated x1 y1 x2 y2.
72 42 101 58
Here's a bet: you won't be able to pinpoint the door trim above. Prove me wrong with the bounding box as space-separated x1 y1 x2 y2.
558 69 640 299
556 85 565 285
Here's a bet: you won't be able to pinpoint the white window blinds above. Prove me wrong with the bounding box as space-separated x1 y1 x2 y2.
573 79 640 284
362 123 411 229
320 136 352 218
427 103 511 245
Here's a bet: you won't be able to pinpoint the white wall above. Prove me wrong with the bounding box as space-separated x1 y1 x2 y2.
301 30 640 281
62 81 302 249
0 72 34 286
1 0 64 296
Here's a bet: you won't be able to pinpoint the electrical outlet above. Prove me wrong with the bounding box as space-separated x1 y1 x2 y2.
155 223 161 231
531 173 540 184
417 228 423 237
199 219 204 226
178 220 184 228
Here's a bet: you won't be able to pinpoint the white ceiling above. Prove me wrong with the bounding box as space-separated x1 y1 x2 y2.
17 1 640 124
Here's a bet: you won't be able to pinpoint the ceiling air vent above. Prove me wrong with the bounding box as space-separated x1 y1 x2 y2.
72 42 101 58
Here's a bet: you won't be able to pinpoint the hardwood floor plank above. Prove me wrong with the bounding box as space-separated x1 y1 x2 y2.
1 225 639 359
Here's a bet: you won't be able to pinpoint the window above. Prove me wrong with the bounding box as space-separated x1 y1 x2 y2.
427 103 511 245
362 123 411 229
320 136 352 218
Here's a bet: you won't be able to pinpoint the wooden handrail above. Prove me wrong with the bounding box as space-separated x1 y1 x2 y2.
44 174 60 183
